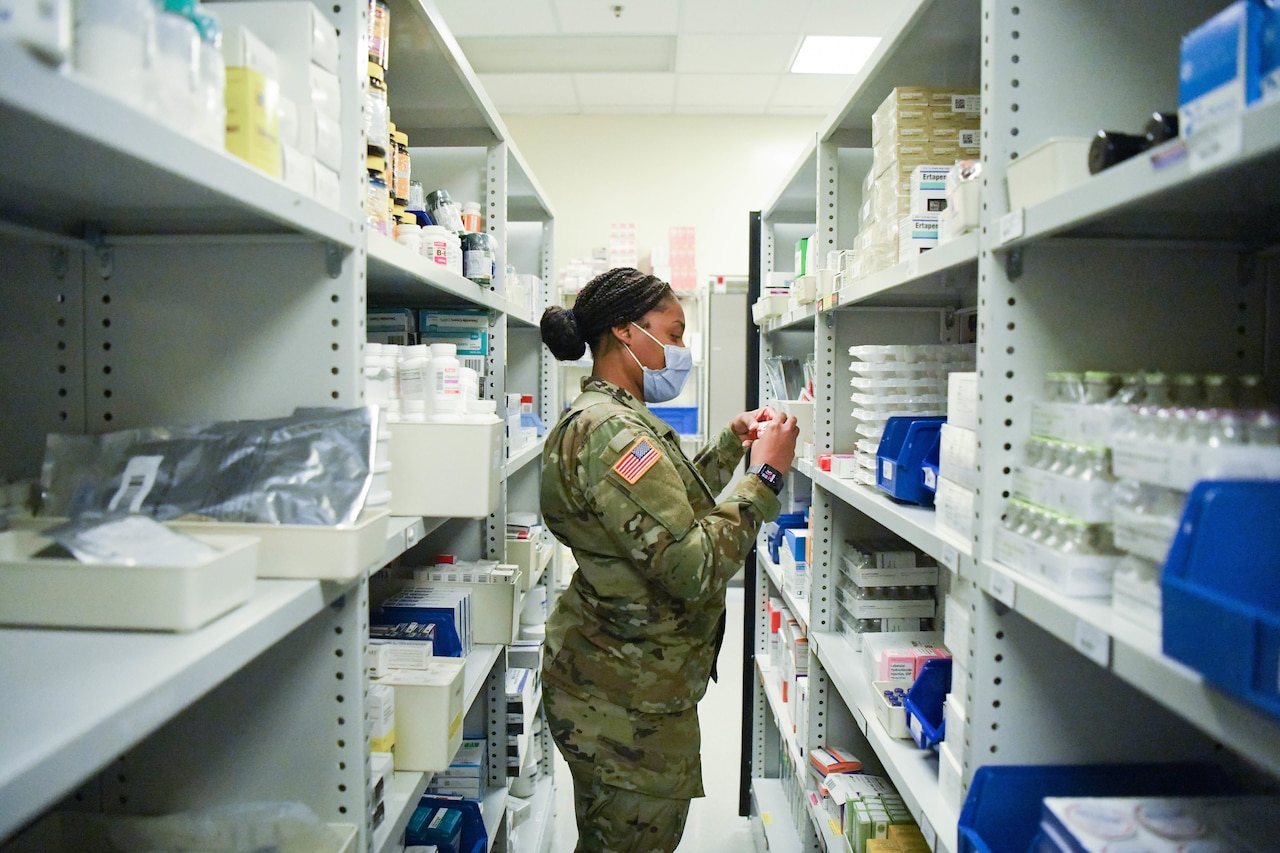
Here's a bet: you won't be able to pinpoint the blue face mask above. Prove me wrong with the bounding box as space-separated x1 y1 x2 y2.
626 322 693 403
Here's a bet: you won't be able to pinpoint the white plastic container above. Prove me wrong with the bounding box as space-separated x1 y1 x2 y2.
73 0 155 109
0 529 258 631
168 507 390 582
446 231 463 275
1005 136 1092 210
381 659 466 773
388 420 503 517
152 10 200 132
395 223 422 255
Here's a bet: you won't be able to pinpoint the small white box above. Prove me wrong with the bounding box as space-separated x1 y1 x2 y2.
0 529 257 632
947 372 978 431
389 421 504 518
298 103 343 170
943 594 972 661
938 739 964 813
369 681 395 752
898 215 939 261
944 692 968 750
308 63 342 120
909 165 951 216
369 639 434 677
221 22 280 79
313 162 340 209
208 1 340 72
935 477 976 543
370 750 393 803
382 658 466 773
1005 137 1093 210
1 0 71 62
939 423 978 491
280 142 314 196
951 658 969 704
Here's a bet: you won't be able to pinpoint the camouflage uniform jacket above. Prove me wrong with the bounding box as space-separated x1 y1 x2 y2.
540 377 782 714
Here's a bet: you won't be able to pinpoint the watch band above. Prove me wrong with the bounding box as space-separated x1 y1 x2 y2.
748 463 784 495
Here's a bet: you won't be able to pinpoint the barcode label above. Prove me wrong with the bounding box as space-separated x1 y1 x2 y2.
108 456 164 513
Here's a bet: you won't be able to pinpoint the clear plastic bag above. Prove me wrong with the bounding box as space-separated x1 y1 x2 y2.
41 407 376 526
93 801 345 852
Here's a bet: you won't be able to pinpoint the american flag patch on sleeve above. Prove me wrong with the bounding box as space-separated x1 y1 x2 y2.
611 437 662 484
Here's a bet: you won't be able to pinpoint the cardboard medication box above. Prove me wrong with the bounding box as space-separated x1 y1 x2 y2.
381 658 466 773
222 25 281 177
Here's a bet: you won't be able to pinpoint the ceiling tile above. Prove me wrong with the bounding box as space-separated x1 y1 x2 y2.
573 73 676 109
459 35 675 73
431 0 559 36
678 0 813 35
770 73 855 110
478 73 580 113
675 74 775 110
674 34 799 74
552 0 681 34
800 0 903 36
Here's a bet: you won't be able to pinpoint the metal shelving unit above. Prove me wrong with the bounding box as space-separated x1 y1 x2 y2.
746 0 1280 849
0 1 556 850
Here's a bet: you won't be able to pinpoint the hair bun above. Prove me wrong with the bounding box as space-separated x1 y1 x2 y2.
540 305 587 362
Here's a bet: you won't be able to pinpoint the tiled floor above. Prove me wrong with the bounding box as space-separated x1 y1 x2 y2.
548 586 757 853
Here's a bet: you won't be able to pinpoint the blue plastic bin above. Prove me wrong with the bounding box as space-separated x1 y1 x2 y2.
957 763 1235 853
650 405 698 435
876 416 947 506
920 429 942 494
904 657 951 750
1162 480 1280 719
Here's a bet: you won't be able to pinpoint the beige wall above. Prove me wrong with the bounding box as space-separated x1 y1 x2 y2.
503 114 817 281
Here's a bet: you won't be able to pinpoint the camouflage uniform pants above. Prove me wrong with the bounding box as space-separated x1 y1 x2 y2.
543 681 700 853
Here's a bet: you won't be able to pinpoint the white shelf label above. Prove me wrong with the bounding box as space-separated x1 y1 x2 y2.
940 543 960 573
989 567 1017 607
998 209 1025 245
919 813 937 848
1188 117 1243 175
1074 620 1112 667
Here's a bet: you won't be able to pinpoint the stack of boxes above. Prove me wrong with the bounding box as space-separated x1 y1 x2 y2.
426 738 486 799
506 667 540 776
213 1 343 206
851 87 979 279
666 226 698 291
822 773 920 853
847 344 976 485
607 222 638 269
940 589 972 813
835 539 938 650
935 371 978 545
369 749 393 833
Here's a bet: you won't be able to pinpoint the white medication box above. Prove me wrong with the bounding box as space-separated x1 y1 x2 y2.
389 421 503 518
369 681 395 752
382 658 466 773
0 0 70 62
909 165 951 216
939 423 978 490
947 371 978 431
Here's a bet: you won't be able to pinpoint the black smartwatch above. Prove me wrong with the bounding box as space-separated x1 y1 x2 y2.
748 463 784 495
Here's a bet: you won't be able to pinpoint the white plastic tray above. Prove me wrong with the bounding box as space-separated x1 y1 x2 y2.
0 530 258 632
168 507 390 581
4 813 357 852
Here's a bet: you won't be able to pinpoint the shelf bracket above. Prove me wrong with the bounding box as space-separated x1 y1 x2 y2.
84 225 112 280
50 246 70 280
324 243 343 279
1004 247 1023 282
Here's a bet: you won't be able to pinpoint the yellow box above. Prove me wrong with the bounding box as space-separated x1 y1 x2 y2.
225 67 280 176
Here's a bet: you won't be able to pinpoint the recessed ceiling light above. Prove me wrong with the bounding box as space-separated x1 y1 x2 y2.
789 35 880 75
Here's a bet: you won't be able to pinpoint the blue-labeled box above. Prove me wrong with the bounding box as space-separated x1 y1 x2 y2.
406 805 463 852
374 587 470 657
762 512 807 564
781 527 809 562
1179 0 1280 137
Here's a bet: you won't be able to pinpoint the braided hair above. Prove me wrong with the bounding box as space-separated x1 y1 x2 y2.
541 267 672 361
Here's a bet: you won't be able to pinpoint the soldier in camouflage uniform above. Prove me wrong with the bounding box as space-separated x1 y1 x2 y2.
538 268 800 852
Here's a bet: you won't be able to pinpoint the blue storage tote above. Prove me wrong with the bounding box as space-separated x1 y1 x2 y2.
957 763 1234 853
410 795 487 853
650 405 699 435
1162 480 1280 719
904 657 951 750
876 416 947 506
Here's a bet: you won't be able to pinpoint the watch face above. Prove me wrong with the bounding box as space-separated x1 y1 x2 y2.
755 464 782 492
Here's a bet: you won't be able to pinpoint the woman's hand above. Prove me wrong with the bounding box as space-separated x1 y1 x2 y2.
731 406 782 447
749 414 800 475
